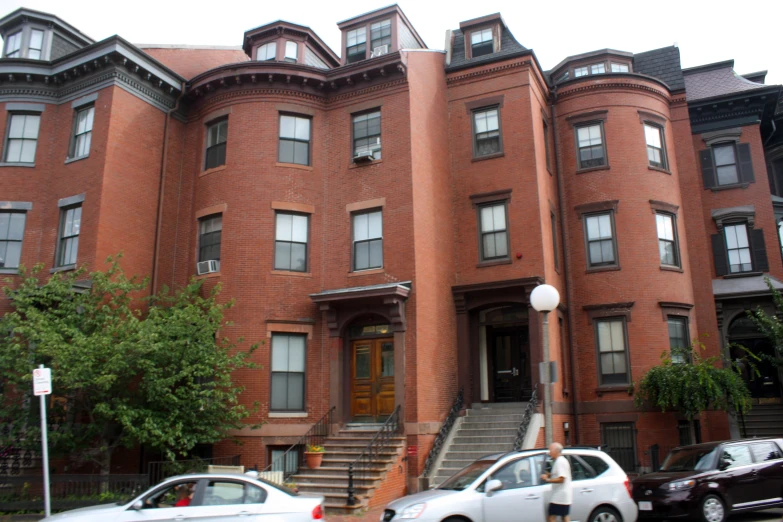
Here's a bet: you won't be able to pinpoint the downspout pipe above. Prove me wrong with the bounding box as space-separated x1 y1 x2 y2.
151 81 186 298
551 86 581 444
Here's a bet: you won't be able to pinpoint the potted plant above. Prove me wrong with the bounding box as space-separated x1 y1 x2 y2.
304 444 325 469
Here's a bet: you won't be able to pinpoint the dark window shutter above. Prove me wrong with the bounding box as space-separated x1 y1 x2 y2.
751 228 769 272
711 233 728 276
738 143 754 184
700 150 715 189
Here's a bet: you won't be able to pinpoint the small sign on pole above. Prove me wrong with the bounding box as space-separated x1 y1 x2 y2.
33 365 52 518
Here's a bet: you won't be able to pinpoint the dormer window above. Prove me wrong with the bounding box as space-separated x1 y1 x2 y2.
574 67 588 78
4 31 21 58
257 42 276 61
28 29 44 60
591 63 605 74
611 63 629 73
346 27 366 64
284 41 298 63
471 28 493 57
370 19 391 54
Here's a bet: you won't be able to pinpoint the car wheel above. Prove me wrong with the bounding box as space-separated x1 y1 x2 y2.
701 494 726 522
589 506 621 522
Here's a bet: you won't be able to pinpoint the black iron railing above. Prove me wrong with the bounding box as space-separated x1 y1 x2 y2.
422 388 463 478
148 455 240 484
346 405 401 506
261 406 335 484
513 384 539 450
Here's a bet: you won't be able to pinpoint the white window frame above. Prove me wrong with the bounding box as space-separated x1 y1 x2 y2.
4 113 41 164
284 41 298 63
257 42 277 61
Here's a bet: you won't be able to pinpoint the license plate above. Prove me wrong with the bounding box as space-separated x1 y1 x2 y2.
638 501 653 511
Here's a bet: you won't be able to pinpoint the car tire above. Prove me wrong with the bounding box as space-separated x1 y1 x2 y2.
588 506 622 522
700 494 726 522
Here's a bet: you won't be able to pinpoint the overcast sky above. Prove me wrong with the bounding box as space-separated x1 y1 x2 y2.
2 0 781 84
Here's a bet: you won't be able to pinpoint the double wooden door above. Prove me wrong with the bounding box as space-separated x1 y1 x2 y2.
351 338 395 420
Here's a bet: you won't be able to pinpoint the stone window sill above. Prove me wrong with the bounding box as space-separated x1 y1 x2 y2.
349 159 382 169
596 385 631 396
64 155 89 165
0 162 35 168
723 271 762 279
194 271 221 280
660 265 683 273
271 270 312 278
268 412 308 418
50 264 76 274
577 165 610 175
472 152 505 163
0 268 20 275
275 162 313 171
476 258 512 268
710 182 751 192
648 165 671 175
348 267 384 277
200 165 227 177
585 265 621 274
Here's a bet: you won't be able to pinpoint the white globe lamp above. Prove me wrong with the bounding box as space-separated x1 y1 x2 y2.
530 284 560 313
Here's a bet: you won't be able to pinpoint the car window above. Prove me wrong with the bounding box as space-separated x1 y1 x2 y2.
661 447 718 472
567 455 595 481
579 455 610 476
490 457 537 490
439 460 496 491
144 481 197 509
203 481 267 506
750 442 783 462
721 445 753 469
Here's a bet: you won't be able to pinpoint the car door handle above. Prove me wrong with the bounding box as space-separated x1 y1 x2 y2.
525 494 541 500
174 516 186 522
581 488 594 494
238 511 251 517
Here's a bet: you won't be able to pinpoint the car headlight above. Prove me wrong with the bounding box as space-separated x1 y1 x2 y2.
668 479 696 490
398 503 426 519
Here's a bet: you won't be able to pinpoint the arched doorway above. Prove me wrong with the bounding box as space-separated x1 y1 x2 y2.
728 314 782 399
346 315 395 422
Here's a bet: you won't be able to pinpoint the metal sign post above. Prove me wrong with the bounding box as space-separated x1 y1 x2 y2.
33 365 52 518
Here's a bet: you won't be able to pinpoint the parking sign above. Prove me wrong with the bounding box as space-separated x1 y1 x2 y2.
33 368 52 396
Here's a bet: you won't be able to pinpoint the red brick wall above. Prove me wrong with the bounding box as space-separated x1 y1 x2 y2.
368 446 408 510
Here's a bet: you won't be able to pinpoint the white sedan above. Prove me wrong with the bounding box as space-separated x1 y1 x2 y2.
42 472 325 522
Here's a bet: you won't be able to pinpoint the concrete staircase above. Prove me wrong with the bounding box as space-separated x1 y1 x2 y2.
430 402 527 487
290 423 405 514
743 402 783 438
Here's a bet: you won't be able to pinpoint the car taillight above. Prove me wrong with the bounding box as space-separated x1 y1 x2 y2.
624 478 633 499
312 504 324 520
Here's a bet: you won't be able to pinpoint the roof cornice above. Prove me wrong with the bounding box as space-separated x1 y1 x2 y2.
0 8 94 45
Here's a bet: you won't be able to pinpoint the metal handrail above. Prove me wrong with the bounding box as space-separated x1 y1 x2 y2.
346 405 401 506
261 406 335 483
422 388 463 478
513 384 539 450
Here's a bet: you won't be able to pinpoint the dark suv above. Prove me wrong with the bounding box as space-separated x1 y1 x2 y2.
632 438 783 522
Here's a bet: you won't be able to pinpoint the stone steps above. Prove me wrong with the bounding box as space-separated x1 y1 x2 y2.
743 404 783 438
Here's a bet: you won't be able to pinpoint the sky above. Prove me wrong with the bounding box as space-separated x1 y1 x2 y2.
1 0 781 84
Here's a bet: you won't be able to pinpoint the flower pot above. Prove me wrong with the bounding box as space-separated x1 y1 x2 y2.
305 451 324 469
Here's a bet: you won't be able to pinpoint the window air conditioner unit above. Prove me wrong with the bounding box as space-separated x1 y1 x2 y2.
196 260 220 275
371 45 389 58
354 149 375 162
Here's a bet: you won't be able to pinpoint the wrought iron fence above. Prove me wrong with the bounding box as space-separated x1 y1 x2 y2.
260 406 335 486
0 474 148 512
346 405 401 506
148 455 240 484
422 388 463 478
513 383 539 450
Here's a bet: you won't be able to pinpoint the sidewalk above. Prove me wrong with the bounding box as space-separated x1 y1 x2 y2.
327 507 384 522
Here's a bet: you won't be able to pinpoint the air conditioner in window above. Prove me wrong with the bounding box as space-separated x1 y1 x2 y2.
196 260 220 275
354 140 381 162
371 45 389 58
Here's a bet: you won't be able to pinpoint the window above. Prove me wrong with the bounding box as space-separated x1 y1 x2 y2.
668 316 689 364
584 212 616 267
4 113 40 163
370 19 391 52
700 142 754 189
576 123 606 169
479 203 509 261
204 119 227 170
713 144 739 185
203 481 266 506
346 27 366 64
490 457 538 490
551 211 558 270
28 30 44 59
57 205 81 267
543 119 551 171
352 111 381 160
5 31 21 58
750 442 782 462
278 115 310 165
257 42 276 61
473 107 501 157
567 455 595 481
579 455 610 476
69 105 94 159
352 210 382 271
144 480 198 509
274 213 308 272
656 213 679 267
645 124 666 169
198 215 222 263
270 334 306 411
601 423 636 472
611 63 629 73
470 28 493 57
558 71 569 82
778 219 783 261
269 446 300 475
574 66 588 77
284 41 297 63
596 318 629 385
591 63 606 74
724 224 752 273
720 445 753 469
0 212 25 269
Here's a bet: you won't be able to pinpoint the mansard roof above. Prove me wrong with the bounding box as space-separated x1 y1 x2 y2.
631 46 684 91
683 59 778 102
447 15 528 72
242 20 340 67
0 8 93 47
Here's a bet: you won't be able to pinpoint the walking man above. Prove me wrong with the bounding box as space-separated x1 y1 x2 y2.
541 442 572 522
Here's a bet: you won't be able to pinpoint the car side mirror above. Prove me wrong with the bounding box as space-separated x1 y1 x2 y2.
485 479 503 496
132 500 143 511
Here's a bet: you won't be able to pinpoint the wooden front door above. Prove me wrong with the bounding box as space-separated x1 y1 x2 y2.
350 338 395 420
489 328 529 402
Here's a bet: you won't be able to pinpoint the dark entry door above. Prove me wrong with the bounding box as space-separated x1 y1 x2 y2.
351 338 395 420
490 328 528 402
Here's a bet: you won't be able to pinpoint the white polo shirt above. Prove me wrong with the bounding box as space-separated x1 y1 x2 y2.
549 455 572 505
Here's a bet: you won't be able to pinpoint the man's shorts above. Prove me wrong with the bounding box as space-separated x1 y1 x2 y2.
548 503 571 517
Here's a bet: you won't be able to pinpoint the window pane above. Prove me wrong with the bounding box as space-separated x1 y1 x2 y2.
369 239 383 267
286 373 304 410
355 345 371 378
474 112 487 133
713 145 736 166
591 63 605 74
355 241 369 270
598 214 612 238
285 41 297 60
586 216 600 240
291 215 308 243
5 140 21 162
8 115 25 138
290 243 306 271
8 213 25 240
611 63 629 72
288 336 305 372
271 336 289 372
23 115 40 139
612 352 626 373
20 140 36 163
738 248 752 265
294 118 310 141
3 242 21 268
600 239 615 262
271 374 288 410
30 30 44 49
278 140 294 163
353 213 368 241
280 116 296 138
483 233 497 258
598 321 612 352
494 232 508 257
276 213 293 241
0 214 8 239
734 225 749 247
293 141 308 165
368 211 382 239
660 241 675 265
275 241 291 270
347 27 366 46
492 205 505 230
717 165 739 185
481 206 494 232
656 214 673 240
574 67 587 77
645 125 661 148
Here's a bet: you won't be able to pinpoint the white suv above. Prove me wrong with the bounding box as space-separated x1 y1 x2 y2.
383 448 637 522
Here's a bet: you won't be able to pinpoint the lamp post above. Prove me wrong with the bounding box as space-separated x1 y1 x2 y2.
530 284 560 447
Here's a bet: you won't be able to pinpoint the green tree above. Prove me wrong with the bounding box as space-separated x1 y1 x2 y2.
633 339 751 442
745 278 783 397
0 256 258 474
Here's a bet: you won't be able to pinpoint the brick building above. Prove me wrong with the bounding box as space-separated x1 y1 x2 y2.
1 5 781 509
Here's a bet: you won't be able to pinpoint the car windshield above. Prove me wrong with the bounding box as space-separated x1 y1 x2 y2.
438 460 495 491
660 447 718 472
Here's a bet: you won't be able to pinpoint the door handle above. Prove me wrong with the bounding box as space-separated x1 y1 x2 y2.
497 370 512 374
512 367 519 377
174 516 185 522
581 488 594 494
238 511 251 516
525 494 541 500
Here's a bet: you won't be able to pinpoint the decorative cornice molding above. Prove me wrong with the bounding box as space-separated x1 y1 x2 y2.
583 301 634 323
446 59 531 85
557 81 670 103
649 199 679 215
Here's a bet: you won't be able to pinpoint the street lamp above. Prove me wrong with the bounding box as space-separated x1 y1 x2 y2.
530 284 560 447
